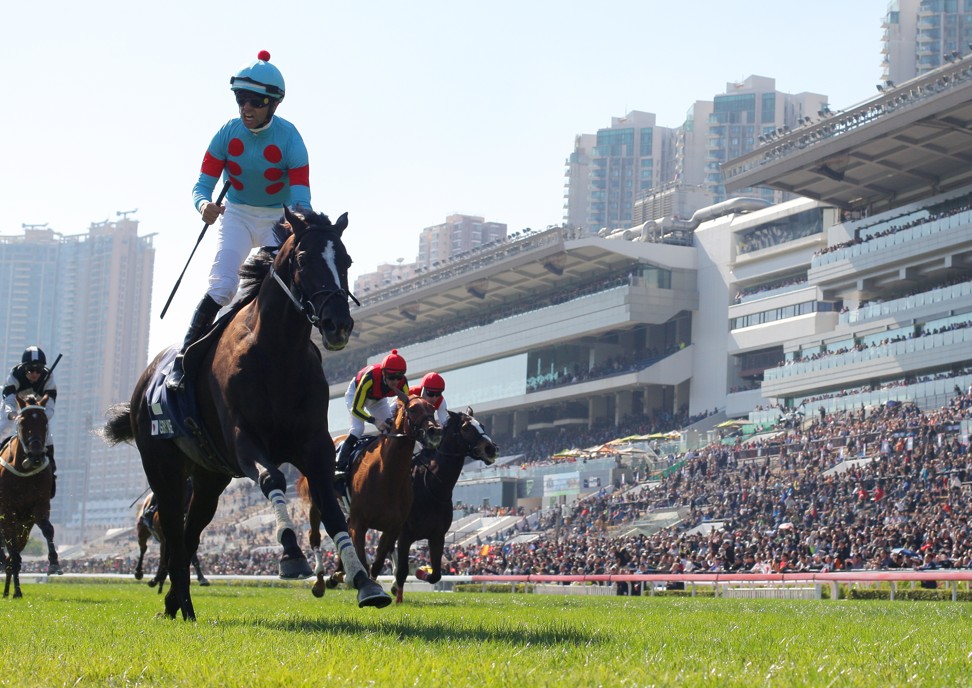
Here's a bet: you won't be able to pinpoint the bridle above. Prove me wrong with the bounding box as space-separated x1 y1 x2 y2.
0 405 48 476
268 230 360 333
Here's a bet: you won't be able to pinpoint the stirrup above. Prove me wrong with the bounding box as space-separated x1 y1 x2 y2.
166 359 186 391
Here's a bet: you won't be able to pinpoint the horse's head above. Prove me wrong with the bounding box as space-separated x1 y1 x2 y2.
274 206 357 351
455 408 498 465
396 395 442 450
15 394 49 469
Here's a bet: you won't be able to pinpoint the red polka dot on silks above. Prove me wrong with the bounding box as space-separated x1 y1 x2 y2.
228 138 245 156
264 168 283 181
263 145 282 163
230 177 244 190
265 182 284 195
227 161 243 176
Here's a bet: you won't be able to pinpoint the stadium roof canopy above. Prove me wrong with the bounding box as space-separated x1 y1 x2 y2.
723 57 972 215
349 231 691 349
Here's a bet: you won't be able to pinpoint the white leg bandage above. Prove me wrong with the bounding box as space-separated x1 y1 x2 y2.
334 531 365 583
268 489 297 544
313 548 324 576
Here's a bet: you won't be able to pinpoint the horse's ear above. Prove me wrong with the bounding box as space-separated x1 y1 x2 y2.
466 406 475 416
40 394 50 406
283 205 306 239
335 212 349 235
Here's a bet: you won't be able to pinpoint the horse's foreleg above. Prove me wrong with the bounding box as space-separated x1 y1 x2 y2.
424 535 445 585
36 519 61 575
10 550 22 599
135 537 147 580
371 530 398 581
251 466 311 580
308 504 327 598
190 553 209 586
393 532 414 603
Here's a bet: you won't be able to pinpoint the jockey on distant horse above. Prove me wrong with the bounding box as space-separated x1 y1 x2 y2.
414 371 449 459
0 347 58 497
167 50 312 391
335 350 410 492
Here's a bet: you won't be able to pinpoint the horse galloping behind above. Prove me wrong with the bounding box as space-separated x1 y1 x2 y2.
101 207 390 620
301 392 441 597
392 408 497 603
0 394 59 598
135 489 209 592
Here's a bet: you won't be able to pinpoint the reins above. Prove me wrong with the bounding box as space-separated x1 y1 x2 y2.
266 229 360 332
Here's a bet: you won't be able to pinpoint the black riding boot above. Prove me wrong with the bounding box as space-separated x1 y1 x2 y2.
47 445 56 498
335 435 359 475
166 294 221 391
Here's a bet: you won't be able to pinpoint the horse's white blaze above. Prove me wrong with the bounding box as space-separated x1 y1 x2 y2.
267 488 297 544
321 241 341 288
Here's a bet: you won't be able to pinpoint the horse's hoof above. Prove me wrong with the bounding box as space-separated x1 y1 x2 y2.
353 572 391 609
148 580 158 588
47 564 62 575
279 557 313 580
134 571 144 580
325 577 340 589
311 584 325 598
415 566 432 581
197 578 210 587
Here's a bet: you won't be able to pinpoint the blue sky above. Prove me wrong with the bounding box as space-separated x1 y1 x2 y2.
3 1 888 353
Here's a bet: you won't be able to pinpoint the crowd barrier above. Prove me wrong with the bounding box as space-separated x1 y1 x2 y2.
19 570 972 601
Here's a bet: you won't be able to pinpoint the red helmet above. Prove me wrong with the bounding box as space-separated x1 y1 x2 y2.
421 372 445 392
382 349 407 374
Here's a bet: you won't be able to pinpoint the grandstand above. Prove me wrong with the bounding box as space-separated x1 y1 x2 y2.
310 57 972 515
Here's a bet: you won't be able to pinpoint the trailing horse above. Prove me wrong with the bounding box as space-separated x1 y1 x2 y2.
135 488 209 592
0 394 59 598
101 207 390 620
300 393 441 597
392 408 497 603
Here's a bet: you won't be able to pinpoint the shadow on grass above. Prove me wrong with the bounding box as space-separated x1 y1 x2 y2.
218 613 600 645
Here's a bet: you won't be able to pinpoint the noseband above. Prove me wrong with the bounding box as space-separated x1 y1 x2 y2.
268 235 360 333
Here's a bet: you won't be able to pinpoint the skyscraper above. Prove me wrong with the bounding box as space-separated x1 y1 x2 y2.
882 0 972 83
0 216 154 540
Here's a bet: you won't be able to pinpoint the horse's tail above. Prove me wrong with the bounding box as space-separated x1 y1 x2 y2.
295 475 311 504
100 402 135 445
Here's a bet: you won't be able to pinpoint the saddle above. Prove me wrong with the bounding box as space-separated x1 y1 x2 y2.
334 435 379 503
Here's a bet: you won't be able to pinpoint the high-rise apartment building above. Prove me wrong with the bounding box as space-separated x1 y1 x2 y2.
705 76 827 204
564 111 674 234
416 214 507 270
882 0 972 83
0 217 154 540
564 80 826 234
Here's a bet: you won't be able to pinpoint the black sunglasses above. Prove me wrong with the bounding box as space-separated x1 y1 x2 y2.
385 372 405 380
26 365 44 374
424 390 442 398
235 93 270 109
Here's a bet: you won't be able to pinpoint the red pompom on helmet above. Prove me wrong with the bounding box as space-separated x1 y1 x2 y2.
421 372 445 392
382 349 407 373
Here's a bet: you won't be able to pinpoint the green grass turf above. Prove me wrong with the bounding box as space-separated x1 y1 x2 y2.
2 580 971 686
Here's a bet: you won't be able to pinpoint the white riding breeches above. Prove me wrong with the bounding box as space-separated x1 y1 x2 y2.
207 202 284 306
344 380 396 437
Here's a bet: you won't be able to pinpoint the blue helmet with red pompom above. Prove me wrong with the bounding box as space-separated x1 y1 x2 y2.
230 50 285 99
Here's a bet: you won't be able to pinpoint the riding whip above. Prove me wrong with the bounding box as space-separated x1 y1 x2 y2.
160 179 232 319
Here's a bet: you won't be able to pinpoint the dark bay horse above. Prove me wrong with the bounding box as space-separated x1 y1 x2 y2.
0 394 58 598
135 490 209 591
302 393 441 597
101 207 390 620
392 408 497 602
